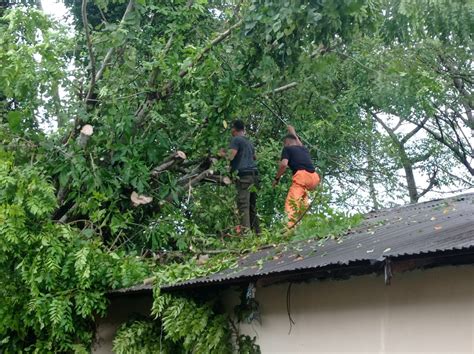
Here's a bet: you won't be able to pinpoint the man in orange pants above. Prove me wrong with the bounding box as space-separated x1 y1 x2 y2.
273 125 320 227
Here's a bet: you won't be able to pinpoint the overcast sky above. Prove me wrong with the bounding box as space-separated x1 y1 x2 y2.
42 0 67 19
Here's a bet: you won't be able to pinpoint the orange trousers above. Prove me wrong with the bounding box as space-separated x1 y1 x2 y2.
285 170 320 227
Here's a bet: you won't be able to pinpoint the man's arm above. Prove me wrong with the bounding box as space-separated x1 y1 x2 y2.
273 158 288 187
218 148 238 161
287 125 303 146
219 137 240 161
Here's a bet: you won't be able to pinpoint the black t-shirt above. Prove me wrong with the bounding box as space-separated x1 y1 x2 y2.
229 136 257 174
281 145 315 174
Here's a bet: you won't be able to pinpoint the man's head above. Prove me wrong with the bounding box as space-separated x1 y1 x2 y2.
284 134 298 146
231 120 245 136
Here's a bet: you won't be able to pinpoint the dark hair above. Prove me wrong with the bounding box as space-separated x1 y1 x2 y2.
284 134 297 141
232 120 245 131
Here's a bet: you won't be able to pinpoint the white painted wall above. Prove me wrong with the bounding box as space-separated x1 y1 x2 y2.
94 265 474 354
234 265 474 354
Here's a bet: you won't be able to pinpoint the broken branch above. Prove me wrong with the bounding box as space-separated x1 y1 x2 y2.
203 175 232 186
131 192 153 207
264 82 298 95
151 151 187 177
77 124 94 147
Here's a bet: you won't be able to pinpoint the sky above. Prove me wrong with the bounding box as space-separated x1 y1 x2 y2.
41 0 68 20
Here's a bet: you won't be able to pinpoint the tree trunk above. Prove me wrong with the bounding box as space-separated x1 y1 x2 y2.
401 153 419 203
366 122 380 210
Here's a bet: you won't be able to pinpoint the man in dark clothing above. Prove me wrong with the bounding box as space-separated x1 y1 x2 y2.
219 120 260 234
273 125 320 227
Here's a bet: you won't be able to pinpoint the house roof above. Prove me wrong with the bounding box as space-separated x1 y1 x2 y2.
114 193 474 294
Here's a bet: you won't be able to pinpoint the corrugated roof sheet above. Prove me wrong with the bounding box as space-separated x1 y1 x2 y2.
115 193 474 294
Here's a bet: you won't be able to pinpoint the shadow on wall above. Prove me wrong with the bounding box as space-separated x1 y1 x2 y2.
93 294 153 354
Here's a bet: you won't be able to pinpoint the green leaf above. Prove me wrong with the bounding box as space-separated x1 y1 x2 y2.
7 112 21 132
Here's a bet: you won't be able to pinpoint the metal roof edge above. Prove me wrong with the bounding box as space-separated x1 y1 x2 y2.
109 246 474 296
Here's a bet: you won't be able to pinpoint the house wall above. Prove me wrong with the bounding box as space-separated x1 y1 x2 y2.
233 265 474 354
93 265 474 354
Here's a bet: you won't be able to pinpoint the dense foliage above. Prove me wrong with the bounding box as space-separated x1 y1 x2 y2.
0 0 472 351
0 155 148 351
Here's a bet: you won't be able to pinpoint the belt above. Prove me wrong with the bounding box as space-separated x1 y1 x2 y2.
238 170 259 177
293 169 316 175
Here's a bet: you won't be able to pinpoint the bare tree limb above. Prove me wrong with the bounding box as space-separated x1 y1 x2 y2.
393 117 404 131
417 168 438 199
370 111 422 203
98 6 108 23
203 175 232 185
164 169 215 203
264 82 298 95
410 119 474 175
151 151 187 177
370 111 397 139
401 116 429 144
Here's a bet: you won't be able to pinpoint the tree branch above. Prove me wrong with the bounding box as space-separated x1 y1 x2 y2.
94 0 135 85
179 20 242 79
370 111 399 142
417 168 438 199
135 20 243 123
409 118 474 175
82 0 96 103
264 82 298 95
202 174 232 186
164 168 215 203
151 151 187 177
400 116 429 144
409 151 432 164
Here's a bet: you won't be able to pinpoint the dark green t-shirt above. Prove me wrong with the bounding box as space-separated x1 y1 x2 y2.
229 136 257 175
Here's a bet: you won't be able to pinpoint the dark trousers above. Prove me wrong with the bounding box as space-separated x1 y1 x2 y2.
236 174 260 234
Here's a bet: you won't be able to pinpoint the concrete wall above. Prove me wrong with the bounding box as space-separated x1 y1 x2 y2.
93 294 153 354
94 265 474 354
235 265 474 354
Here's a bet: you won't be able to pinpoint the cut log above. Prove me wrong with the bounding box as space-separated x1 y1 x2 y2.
142 276 155 285
164 169 214 203
131 191 153 207
151 151 187 177
77 124 94 147
188 169 214 186
196 254 209 265
264 81 298 95
203 175 232 186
